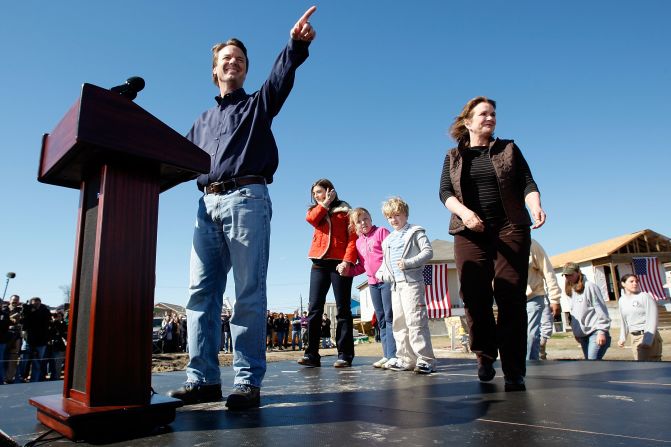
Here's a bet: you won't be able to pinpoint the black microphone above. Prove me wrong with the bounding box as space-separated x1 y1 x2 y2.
110 76 145 100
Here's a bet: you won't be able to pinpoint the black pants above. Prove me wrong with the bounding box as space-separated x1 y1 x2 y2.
454 223 530 379
305 260 354 361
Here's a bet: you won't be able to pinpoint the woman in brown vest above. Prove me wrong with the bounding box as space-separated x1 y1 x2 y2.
439 96 546 392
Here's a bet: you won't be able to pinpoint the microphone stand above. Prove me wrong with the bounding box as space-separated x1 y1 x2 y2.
2 272 15 301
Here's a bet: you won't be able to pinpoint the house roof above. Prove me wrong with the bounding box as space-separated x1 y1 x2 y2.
155 302 186 315
549 229 671 267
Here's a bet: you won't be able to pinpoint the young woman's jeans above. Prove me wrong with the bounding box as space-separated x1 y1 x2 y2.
186 184 271 388
577 331 611 360
369 282 396 360
305 261 354 361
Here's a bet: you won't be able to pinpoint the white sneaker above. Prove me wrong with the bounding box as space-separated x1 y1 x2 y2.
414 362 436 374
389 360 413 372
373 357 388 368
382 358 399 369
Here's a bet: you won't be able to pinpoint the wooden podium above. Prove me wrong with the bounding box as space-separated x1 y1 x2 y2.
29 83 209 440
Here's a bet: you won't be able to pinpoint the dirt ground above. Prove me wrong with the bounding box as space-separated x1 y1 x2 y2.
152 328 671 372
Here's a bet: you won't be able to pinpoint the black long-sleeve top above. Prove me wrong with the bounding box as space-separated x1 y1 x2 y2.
439 145 538 224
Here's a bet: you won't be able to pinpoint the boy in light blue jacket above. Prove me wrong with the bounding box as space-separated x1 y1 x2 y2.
376 197 436 374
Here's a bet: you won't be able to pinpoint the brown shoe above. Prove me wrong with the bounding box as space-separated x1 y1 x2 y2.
477 356 496 382
225 384 260 410
504 377 526 392
168 382 222 404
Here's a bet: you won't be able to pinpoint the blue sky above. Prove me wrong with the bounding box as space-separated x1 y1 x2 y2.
1 1 670 312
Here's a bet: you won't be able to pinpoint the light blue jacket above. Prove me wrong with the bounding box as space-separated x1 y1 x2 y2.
376 224 433 284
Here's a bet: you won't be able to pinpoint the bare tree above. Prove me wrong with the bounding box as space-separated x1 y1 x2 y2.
59 284 71 304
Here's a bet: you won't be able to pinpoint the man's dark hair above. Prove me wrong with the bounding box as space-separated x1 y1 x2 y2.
211 38 249 86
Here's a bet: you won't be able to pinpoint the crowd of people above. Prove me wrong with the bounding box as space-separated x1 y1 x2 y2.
0 295 68 384
265 310 325 351
157 312 188 354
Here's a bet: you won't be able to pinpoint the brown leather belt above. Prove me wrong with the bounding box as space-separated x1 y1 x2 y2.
205 176 266 194
631 330 644 336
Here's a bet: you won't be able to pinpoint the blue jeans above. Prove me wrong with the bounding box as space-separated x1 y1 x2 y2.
577 331 611 360
369 282 396 360
540 297 554 340
186 184 271 388
275 331 285 348
526 295 545 360
291 330 302 350
19 343 47 382
47 349 65 380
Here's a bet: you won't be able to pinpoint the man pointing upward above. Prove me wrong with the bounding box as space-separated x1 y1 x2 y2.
169 6 317 410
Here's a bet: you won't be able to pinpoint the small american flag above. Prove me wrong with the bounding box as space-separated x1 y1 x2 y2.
423 264 451 318
632 257 667 301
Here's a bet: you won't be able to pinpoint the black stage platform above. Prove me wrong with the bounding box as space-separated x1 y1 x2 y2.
2 357 670 446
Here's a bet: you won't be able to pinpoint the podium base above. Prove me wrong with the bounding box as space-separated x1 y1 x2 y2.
29 394 183 441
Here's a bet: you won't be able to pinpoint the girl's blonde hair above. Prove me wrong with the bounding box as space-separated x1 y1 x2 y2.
349 207 371 235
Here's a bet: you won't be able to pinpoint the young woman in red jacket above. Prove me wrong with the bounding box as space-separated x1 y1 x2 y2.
298 178 358 368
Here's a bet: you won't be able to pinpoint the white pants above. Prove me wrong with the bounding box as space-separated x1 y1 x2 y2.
391 280 435 367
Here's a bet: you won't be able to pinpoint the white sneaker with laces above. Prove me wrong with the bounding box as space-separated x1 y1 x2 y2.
414 362 436 374
389 360 413 371
382 358 399 369
373 357 388 368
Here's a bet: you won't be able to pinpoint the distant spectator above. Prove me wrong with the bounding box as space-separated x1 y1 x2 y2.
371 313 380 342
617 274 663 361
20 297 51 382
266 311 274 352
180 315 188 352
46 311 67 381
563 263 611 360
273 313 286 350
281 314 290 348
291 314 302 350
221 312 232 353
4 295 23 383
320 314 332 348
160 313 175 353
172 314 182 352
300 311 308 347
0 300 9 384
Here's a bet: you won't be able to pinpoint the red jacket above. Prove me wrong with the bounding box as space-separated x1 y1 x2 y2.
306 201 358 264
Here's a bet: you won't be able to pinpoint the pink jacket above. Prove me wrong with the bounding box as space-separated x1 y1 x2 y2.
350 225 390 284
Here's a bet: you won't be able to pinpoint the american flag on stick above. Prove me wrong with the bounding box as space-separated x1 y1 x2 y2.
423 264 451 318
632 257 667 301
